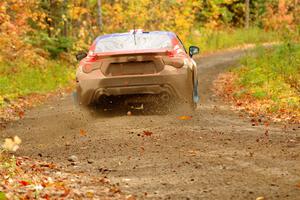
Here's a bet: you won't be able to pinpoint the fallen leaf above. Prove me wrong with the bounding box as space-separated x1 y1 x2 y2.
126 195 136 200
236 102 243 106
61 187 70 197
264 130 269 137
143 131 153 136
99 177 110 184
79 129 87 136
18 111 25 118
109 186 121 193
86 190 94 198
296 181 300 189
18 180 30 186
42 194 50 200
39 163 56 169
179 116 192 120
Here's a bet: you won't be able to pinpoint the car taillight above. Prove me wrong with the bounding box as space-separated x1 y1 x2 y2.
85 56 98 62
81 54 100 73
82 64 93 73
167 50 176 57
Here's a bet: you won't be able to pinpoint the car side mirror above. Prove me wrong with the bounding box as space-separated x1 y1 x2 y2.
189 46 200 57
76 52 87 61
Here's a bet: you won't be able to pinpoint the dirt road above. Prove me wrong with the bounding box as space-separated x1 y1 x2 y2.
2 50 300 199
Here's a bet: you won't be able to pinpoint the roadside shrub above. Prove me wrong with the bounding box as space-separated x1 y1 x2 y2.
0 60 74 103
27 33 73 58
234 43 300 112
187 27 280 52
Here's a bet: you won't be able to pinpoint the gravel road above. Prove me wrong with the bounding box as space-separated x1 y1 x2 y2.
2 49 300 199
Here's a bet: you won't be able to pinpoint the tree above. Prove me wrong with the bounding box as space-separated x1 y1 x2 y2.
245 0 250 28
97 0 103 31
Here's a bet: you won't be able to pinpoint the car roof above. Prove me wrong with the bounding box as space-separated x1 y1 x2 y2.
95 31 177 42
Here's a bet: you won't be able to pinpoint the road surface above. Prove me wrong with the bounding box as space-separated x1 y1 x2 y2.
2 50 300 199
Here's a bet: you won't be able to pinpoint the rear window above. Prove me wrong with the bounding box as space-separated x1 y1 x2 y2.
94 33 173 53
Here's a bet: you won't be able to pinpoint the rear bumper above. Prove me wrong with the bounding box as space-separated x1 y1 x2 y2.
94 84 173 97
76 69 192 106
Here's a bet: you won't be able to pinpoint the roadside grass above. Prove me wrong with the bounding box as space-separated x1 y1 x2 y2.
215 43 300 123
187 27 281 52
0 60 74 107
236 43 299 108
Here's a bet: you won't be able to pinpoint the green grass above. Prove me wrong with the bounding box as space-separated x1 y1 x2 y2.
234 43 300 112
0 60 74 106
0 192 6 200
187 27 281 52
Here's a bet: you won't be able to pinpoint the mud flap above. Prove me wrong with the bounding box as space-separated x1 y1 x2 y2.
193 79 199 103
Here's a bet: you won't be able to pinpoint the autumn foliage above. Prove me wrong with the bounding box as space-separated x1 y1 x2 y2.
263 0 300 31
0 1 41 63
214 44 300 124
0 0 299 62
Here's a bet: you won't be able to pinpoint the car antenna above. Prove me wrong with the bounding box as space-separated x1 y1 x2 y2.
133 24 137 46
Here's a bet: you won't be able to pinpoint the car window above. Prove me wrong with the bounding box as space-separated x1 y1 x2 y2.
95 33 173 53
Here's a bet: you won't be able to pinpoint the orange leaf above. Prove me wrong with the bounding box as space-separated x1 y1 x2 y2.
179 116 192 120
80 129 87 136
40 163 56 169
18 111 25 118
19 180 30 186
296 182 300 189
42 194 50 200
143 131 153 136
61 187 70 197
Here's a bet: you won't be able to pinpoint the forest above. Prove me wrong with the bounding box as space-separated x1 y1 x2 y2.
0 0 298 59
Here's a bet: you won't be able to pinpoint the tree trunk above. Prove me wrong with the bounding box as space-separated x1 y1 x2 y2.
245 0 250 29
63 0 68 37
47 0 54 37
97 0 103 32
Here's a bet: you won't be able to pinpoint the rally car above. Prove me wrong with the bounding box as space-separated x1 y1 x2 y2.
75 30 200 110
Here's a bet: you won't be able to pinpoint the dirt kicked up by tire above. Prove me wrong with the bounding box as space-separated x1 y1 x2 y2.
2 50 299 199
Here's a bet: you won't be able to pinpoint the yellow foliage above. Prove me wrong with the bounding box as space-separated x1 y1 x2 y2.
101 0 201 42
0 0 47 64
263 0 298 31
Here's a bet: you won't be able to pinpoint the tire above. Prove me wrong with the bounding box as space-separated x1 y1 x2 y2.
189 79 199 111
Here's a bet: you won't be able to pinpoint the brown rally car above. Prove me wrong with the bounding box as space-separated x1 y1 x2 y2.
75 30 200 110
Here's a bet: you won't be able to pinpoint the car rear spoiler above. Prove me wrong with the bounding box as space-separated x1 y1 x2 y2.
93 49 174 58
